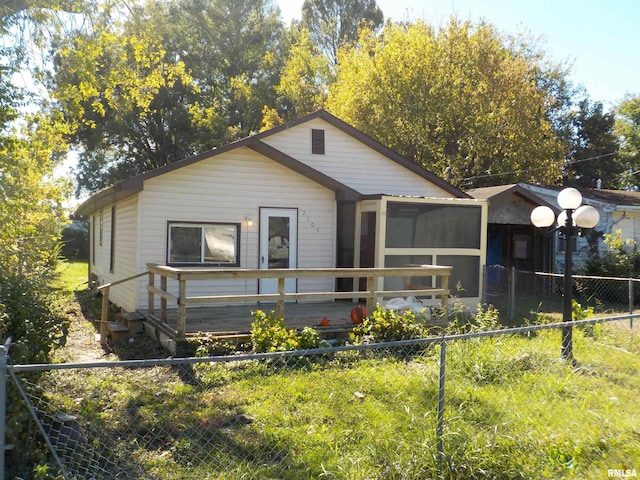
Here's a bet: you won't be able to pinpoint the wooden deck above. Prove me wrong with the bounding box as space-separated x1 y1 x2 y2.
100 264 452 346
140 300 363 337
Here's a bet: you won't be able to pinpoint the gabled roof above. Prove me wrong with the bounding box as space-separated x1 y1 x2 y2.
255 110 469 198
467 183 558 211
75 110 467 216
521 184 640 209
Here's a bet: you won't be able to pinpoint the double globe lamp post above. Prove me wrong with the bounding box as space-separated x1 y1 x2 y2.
530 187 600 361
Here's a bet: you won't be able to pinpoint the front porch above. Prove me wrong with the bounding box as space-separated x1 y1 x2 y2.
99 264 453 349
140 301 366 338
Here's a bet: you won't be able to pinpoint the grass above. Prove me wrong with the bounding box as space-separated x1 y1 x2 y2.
36 261 639 479
37 321 639 479
51 259 89 293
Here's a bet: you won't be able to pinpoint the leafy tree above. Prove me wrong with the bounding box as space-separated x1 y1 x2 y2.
301 0 383 65
0 114 71 279
0 54 72 478
262 27 333 128
327 18 566 188
46 0 286 195
615 94 640 189
564 98 620 188
48 10 199 193
165 0 285 138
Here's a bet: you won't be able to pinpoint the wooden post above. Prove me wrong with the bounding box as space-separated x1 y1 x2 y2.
148 271 155 317
440 274 449 313
100 285 110 344
177 276 187 339
277 277 285 319
366 276 375 314
160 275 167 324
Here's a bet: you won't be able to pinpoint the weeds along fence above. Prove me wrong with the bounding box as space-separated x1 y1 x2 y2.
2 314 639 480
484 266 640 322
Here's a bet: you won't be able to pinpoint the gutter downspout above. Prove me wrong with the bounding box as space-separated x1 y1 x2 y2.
609 211 627 233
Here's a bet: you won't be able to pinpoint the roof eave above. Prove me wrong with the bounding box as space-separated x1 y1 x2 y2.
74 177 143 217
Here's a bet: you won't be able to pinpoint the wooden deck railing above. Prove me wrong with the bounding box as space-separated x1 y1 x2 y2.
146 264 452 339
96 271 149 344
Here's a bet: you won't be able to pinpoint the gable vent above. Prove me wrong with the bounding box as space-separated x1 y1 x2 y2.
312 129 325 154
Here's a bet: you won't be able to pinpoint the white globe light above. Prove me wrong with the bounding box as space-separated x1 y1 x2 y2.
573 205 600 229
557 210 572 228
557 187 582 210
530 206 556 228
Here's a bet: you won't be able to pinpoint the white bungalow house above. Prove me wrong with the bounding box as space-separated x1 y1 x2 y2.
75 110 487 320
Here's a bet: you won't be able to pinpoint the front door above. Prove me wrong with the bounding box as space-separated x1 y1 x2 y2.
259 208 298 295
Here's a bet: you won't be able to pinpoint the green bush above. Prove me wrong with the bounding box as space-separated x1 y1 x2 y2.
581 230 640 304
582 230 640 278
60 221 89 261
448 303 501 333
1 273 70 475
250 310 328 353
351 305 428 343
0 273 69 364
194 334 238 357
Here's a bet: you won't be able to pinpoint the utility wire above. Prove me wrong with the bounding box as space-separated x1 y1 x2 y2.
460 151 617 185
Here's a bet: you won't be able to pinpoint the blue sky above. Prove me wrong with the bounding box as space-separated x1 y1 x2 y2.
277 0 639 110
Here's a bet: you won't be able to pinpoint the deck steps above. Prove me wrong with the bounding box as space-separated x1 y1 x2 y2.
119 311 145 334
106 322 131 341
106 311 146 341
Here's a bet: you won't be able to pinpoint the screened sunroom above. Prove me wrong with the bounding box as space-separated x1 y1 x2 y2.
338 195 487 307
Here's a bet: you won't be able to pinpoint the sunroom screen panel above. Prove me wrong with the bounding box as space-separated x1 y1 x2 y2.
386 203 481 249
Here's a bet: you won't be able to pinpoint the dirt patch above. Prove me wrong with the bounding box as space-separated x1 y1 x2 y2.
55 291 170 363
54 291 168 363
54 294 115 364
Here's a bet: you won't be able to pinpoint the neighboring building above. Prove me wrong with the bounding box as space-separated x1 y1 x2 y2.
75 110 488 313
522 184 640 272
467 184 557 274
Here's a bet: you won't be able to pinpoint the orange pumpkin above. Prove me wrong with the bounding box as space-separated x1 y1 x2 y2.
350 305 366 324
319 317 331 327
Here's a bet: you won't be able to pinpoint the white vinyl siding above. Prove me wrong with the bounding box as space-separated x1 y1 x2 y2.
137 147 336 310
613 212 640 246
89 196 140 312
262 118 455 198
90 208 111 283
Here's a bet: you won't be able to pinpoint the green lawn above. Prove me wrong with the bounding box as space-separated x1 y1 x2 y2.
39 318 640 479
52 260 88 293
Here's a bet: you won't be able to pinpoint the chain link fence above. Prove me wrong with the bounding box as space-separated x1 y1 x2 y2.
484 266 640 322
2 313 639 479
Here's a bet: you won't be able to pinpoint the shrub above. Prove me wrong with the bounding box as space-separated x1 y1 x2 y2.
581 230 640 304
250 310 328 353
60 221 89 261
351 305 428 343
194 334 238 357
0 273 69 364
296 327 324 350
448 303 501 333
0 273 70 475
582 230 640 278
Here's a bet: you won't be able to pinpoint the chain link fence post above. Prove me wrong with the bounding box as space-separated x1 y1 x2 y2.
436 336 447 472
510 267 516 321
1 345 7 480
629 278 634 330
